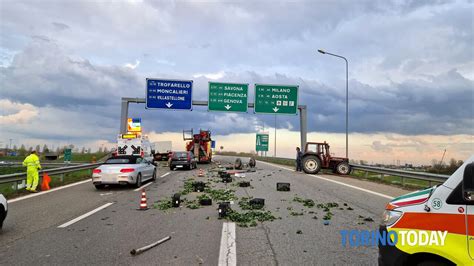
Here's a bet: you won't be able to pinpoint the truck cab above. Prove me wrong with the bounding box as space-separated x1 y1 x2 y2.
379 155 474 265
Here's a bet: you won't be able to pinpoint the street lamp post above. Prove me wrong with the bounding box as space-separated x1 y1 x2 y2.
317 49 349 158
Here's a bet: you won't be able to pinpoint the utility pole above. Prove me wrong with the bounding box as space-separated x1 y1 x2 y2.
9 139 12 150
317 49 349 158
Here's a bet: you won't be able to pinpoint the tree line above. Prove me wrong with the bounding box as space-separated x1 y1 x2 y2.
4 144 109 156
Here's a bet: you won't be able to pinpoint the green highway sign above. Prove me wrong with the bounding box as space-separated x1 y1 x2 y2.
208 82 248 112
256 133 269 151
64 148 72 162
254 84 298 114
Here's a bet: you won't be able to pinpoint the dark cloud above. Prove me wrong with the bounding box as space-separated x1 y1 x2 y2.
0 0 472 144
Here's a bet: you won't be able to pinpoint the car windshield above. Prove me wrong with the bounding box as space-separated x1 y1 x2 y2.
105 156 140 164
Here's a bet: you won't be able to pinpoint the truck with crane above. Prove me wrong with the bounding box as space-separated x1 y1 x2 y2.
183 129 212 163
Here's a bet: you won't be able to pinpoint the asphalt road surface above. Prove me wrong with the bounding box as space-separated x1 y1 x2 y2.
0 155 412 265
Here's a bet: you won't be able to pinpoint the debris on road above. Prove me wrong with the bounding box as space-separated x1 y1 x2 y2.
205 188 236 201
277 182 290 191
218 202 231 218
239 181 250 187
181 179 195 195
234 158 243 170
198 194 212 206
323 212 334 220
358 215 374 222
221 175 232 183
238 197 265 210
185 200 200 209
293 196 315 208
249 198 265 209
249 158 256 168
130 236 171 256
226 209 276 227
290 211 304 216
172 193 181 207
192 181 206 192
154 199 172 210
296 230 303 234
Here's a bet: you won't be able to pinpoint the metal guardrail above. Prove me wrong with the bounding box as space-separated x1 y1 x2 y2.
0 162 85 167
0 163 103 185
350 164 450 186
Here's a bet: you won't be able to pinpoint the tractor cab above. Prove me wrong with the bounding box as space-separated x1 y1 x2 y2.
302 141 351 175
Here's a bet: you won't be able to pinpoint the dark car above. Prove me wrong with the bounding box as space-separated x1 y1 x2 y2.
170 151 197 170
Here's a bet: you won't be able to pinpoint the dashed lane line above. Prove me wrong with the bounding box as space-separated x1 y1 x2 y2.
57 202 114 228
218 222 237 266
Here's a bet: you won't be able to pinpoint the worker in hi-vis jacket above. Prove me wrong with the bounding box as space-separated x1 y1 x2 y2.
22 151 42 193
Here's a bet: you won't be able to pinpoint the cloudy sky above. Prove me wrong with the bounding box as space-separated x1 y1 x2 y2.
0 0 472 164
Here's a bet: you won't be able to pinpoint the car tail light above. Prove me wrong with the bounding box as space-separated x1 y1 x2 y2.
92 169 101 174
120 168 135 173
141 151 144 157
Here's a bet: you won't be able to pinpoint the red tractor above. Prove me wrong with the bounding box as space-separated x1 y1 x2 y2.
301 141 351 175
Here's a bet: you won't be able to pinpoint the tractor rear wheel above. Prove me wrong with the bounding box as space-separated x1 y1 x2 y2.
336 162 351 175
302 155 321 174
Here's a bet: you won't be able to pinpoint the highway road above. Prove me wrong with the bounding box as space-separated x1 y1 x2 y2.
0 155 412 265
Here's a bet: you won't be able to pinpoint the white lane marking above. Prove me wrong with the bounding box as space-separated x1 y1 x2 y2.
257 160 393 200
100 192 113 196
133 171 170 191
218 222 237 266
57 202 114 228
8 179 92 204
134 181 153 191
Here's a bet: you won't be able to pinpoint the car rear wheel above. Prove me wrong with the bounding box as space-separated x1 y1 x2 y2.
94 184 105 190
336 162 351 175
170 166 174 171
302 155 322 174
135 174 142 188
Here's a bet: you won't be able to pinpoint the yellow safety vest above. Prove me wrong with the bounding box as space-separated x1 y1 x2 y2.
23 154 41 171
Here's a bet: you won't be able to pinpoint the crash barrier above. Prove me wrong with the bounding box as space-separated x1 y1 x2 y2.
349 164 450 187
0 163 103 187
0 162 85 167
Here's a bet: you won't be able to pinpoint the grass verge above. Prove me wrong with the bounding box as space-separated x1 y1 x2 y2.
0 169 92 199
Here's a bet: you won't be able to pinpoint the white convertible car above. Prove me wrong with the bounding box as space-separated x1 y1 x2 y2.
92 155 156 189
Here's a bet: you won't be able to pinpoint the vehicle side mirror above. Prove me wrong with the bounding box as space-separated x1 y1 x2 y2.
462 162 474 201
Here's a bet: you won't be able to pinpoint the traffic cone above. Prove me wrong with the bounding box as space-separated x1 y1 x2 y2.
41 172 51 191
198 169 204 177
138 189 149 210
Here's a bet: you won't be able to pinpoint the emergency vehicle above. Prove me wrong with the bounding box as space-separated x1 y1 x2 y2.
114 134 153 159
379 155 474 265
